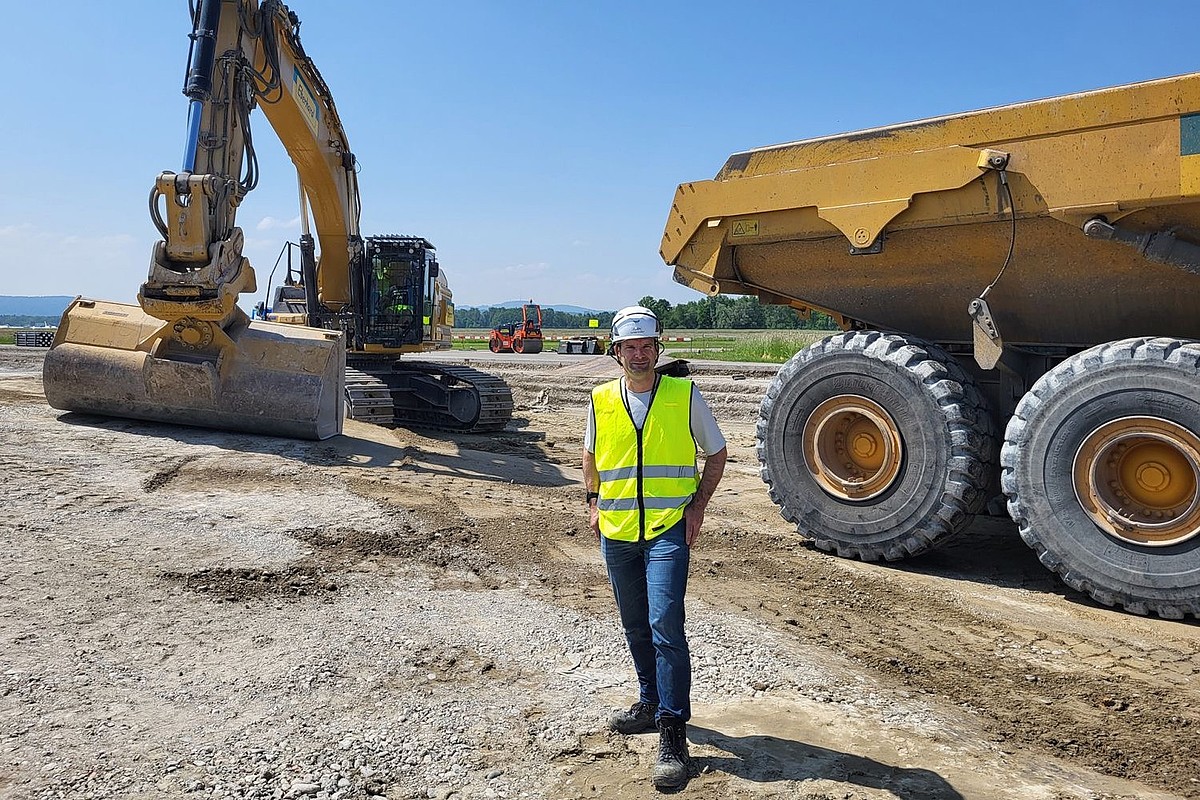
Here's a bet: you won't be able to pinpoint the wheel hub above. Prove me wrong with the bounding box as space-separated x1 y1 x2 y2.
803 395 903 501
1073 416 1200 546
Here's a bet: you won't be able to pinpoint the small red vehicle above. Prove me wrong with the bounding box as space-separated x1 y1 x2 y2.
489 303 544 354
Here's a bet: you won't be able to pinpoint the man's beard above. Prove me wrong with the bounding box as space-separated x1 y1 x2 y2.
623 358 654 378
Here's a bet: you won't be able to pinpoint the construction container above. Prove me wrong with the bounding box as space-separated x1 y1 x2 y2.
14 330 55 348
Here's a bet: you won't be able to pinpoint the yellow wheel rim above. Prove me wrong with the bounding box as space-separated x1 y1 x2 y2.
803 395 903 501
1073 416 1200 547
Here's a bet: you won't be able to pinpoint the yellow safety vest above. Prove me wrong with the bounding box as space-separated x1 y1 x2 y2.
592 375 699 541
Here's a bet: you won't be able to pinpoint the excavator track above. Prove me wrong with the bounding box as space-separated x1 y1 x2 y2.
344 360 513 433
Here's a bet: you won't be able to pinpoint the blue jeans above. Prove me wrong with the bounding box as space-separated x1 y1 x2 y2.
600 519 691 722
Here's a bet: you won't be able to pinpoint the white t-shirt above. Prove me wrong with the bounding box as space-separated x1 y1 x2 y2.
584 377 726 456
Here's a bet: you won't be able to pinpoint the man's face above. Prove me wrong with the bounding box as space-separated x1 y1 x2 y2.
617 337 657 379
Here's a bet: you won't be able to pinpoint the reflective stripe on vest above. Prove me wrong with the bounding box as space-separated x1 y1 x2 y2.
591 375 698 541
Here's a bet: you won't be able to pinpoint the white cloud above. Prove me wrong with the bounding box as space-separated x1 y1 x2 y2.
497 261 550 277
0 223 35 237
255 215 302 231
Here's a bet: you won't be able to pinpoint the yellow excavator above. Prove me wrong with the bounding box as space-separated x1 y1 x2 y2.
43 0 511 439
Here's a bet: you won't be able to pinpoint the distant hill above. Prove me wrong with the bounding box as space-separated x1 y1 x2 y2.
460 300 607 315
0 296 75 316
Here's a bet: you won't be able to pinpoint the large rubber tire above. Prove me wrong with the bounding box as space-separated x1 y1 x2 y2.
489 336 503 353
758 331 996 561
1002 337 1200 618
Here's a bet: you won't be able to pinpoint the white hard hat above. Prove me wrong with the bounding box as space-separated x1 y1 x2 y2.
611 305 661 344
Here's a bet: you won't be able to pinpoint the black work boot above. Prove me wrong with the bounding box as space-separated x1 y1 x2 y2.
608 701 658 734
651 716 689 789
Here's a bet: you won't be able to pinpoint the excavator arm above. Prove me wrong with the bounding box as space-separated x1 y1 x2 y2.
145 0 359 324
42 0 349 439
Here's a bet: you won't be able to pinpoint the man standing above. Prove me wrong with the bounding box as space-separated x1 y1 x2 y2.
582 305 727 790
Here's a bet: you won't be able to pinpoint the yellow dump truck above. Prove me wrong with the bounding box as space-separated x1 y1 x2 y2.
661 72 1200 618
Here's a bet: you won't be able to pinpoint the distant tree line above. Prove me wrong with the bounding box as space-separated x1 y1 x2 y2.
637 296 838 331
0 315 60 327
453 306 614 330
453 296 838 331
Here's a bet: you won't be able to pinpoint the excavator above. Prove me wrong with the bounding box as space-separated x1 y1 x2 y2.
42 0 512 439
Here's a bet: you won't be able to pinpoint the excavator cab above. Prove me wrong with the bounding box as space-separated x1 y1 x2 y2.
268 235 441 350
357 237 437 349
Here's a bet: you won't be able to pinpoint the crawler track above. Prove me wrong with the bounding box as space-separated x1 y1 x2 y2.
345 360 513 433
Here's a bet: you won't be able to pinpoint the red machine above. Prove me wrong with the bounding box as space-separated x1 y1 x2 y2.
489 303 544 354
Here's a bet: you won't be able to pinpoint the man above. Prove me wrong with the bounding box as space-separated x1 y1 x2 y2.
582 305 727 790
373 260 412 317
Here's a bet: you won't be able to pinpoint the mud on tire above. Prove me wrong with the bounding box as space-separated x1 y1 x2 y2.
757 331 997 561
1002 337 1200 619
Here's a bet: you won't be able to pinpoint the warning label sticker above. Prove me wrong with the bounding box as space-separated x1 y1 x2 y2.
731 219 759 238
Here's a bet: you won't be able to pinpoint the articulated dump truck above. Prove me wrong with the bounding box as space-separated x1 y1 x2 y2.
662 72 1200 618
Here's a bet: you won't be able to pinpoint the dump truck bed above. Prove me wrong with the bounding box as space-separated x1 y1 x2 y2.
665 72 1200 619
661 72 1200 348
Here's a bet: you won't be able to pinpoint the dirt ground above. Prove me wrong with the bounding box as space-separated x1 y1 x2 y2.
1 345 1198 800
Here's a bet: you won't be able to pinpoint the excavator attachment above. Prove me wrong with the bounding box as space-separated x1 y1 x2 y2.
43 298 345 440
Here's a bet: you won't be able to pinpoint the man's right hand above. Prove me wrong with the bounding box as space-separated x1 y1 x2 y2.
588 502 600 538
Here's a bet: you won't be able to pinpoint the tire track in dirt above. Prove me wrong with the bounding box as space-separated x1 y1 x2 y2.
470 362 1200 796
692 522 1200 797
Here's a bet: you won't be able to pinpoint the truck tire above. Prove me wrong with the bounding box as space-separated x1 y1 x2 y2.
758 331 996 561
1002 337 1200 618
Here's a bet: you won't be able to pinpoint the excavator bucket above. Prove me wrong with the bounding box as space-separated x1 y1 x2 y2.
43 298 345 440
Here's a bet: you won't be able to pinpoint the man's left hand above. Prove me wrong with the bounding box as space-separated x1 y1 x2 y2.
683 501 706 547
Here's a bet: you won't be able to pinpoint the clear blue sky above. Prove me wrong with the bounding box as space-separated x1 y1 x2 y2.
1 1 1196 313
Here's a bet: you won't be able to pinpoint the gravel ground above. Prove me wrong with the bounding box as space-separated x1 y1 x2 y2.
2 346 1198 800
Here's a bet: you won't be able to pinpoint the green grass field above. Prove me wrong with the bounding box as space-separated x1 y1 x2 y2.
663 331 830 363
451 329 833 363
1 326 834 363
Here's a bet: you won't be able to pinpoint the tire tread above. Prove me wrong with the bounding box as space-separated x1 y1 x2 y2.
1004 337 1200 618
759 331 997 562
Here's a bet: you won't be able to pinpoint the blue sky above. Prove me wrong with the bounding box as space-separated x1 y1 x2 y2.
1 1 1196 313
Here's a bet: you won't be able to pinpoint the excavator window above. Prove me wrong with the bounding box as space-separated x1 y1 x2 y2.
366 252 425 346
